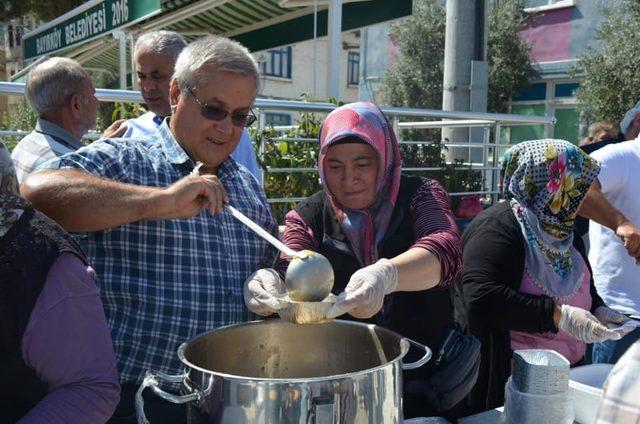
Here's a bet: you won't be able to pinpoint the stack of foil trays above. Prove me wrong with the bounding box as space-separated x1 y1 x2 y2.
503 349 573 423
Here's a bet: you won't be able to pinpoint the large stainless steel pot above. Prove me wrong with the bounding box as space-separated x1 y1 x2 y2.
136 320 431 423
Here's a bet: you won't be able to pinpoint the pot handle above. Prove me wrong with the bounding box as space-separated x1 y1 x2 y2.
135 370 200 424
401 338 432 370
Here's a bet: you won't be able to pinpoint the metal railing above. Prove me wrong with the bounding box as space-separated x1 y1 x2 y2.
0 82 555 206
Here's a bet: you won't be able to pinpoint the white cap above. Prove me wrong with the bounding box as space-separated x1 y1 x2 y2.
620 100 640 134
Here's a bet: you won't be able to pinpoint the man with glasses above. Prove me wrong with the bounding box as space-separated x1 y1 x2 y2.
118 30 262 180
21 36 277 423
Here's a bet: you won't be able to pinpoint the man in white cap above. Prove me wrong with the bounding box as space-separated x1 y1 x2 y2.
579 102 640 363
620 100 640 142
582 101 640 155
576 102 640 243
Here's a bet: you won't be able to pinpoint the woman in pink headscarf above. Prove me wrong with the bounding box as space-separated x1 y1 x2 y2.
244 102 464 417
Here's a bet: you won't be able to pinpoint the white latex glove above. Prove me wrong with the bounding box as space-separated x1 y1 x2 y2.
243 268 286 316
558 304 622 343
594 306 635 336
326 258 398 320
594 306 627 326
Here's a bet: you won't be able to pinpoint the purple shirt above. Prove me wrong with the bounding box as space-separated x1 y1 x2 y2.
19 254 120 424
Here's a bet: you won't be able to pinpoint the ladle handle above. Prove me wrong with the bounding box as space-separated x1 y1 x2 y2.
191 161 297 258
225 205 298 257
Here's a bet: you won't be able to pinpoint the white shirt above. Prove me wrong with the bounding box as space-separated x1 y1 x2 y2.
589 139 640 314
122 111 160 138
122 112 262 181
11 118 85 184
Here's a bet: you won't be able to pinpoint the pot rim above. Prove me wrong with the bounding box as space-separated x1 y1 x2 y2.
176 319 411 383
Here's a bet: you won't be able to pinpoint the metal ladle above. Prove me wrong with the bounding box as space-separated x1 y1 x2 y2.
192 162 334 301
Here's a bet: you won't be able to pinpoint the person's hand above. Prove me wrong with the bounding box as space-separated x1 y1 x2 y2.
243 268 287 316
100 119 127 139
615 221 640 261
594 306 635 336
558 304 622 343
595 306 627 326
326 258 398 319
154 174 228 220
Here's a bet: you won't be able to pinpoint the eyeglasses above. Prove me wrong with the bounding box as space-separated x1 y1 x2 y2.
187 87 257 127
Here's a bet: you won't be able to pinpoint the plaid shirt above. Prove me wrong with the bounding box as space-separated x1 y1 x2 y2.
43 120 277 383
596 339 640 423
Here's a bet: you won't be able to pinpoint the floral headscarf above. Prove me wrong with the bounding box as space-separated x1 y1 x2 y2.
0 141 22 238
501 139 600 301
319 102 402 266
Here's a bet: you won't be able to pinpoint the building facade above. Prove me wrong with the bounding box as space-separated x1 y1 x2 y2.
255 30 361 126
3 15 38 114
509 0 608 145
360 0 613 145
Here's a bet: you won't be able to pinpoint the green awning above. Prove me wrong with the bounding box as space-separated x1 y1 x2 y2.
17 0 412 83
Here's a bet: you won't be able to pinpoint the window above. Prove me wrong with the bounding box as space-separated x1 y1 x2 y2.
524 0 574 11
510 104 546 144
347 51 360 86
7 24 24 48
554 108 579 143
514 82 546 101
265 113 292 127
15 25 22 46
554 82 579 98
510 79 581 144
261 46 292 79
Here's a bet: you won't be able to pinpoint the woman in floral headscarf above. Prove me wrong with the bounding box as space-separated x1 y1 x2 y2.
244 102 464 417
452 139 633 413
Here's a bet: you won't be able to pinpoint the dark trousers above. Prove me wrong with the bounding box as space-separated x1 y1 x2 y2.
108 383 187 424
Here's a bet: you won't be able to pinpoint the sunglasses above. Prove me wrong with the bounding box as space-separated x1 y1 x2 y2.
187 87 257 127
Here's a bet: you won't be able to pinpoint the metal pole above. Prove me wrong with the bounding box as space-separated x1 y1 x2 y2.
482 126 490 196
442 0 480 162
259 111 266 188
115 31 127 91
130 33 139 91
492 122 501 205
313 0 318 98
392 116 400 142
327 0 342 100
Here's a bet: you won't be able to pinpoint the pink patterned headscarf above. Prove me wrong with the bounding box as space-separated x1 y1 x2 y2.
319 102 402 266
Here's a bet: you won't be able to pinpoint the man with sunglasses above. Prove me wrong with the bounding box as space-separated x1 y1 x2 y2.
117 30 262 181
22 35 277 423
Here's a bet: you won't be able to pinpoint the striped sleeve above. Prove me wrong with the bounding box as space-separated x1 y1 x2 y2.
409 179 463 288
273 209 321 277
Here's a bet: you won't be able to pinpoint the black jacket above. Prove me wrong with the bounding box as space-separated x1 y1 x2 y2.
452 201 604 413
0 199 88 423
295 175 454 417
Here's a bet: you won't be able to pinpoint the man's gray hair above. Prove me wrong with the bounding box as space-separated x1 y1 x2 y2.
174 35 260 95
25 57 92 116
135 30 187 63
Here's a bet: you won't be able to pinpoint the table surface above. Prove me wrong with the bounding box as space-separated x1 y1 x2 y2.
458 407 503 424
